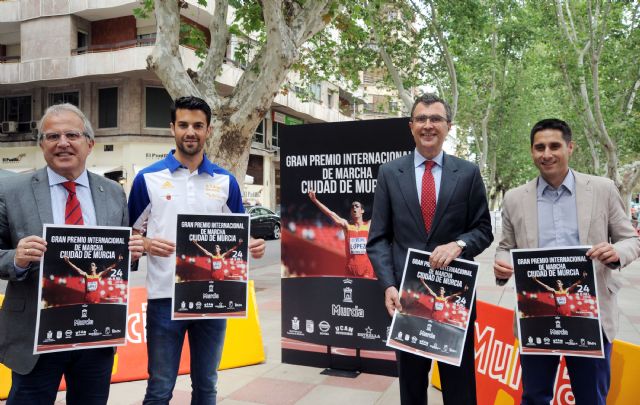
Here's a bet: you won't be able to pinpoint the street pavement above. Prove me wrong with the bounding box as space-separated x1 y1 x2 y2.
2 233 640 404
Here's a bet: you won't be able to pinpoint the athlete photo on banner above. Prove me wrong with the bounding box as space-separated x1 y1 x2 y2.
387 248 478 366
280 118 415 376
172 213 250 319
34 225 131 354
512 246 604 358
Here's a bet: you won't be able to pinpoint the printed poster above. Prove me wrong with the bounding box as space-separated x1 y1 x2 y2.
280 118 414 376
387 248 479 366
34 225 131 353
172 213 250 319
512 246 604 358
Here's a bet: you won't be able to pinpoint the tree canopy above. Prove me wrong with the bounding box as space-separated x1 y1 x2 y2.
136 0 639 208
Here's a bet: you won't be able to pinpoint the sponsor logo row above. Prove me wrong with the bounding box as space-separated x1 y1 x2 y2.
286 316 384 341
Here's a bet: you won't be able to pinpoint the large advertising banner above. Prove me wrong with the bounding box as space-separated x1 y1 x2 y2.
280 118 414 375
388 249 478 366
34 225 131 353
512 246 604 357
173 213 250 319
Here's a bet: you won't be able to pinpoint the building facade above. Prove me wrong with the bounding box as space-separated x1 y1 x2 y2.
0 0 355 211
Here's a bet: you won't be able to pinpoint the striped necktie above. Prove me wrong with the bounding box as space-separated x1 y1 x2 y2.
62 181 84 225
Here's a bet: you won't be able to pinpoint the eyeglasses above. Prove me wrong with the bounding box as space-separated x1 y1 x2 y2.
410 115 448 124
42 131 85 143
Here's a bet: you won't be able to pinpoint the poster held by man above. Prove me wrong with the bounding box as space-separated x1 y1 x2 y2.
387 248 478 366
34 224 131 353
512 246 604 358
172 213 250 319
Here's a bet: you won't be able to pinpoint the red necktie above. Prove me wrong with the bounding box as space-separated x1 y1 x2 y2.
421 161 436 232
63 181 84 225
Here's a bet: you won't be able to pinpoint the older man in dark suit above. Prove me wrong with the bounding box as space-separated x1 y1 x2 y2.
0 103 143 405
367 94 493 404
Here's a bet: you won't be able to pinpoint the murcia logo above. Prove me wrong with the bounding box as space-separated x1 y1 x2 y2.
343 286 353 303
292 317 300 331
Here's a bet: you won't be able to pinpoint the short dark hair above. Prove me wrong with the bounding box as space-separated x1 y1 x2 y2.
171 96 212 126
530 118 572 146
410 93 452 122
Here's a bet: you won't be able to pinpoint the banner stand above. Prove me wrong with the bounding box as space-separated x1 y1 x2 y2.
320 346 361 378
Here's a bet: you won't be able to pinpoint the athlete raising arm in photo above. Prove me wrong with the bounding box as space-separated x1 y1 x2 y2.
308 190 374 278
64 255 123 304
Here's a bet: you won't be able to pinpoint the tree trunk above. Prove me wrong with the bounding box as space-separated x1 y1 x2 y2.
147 0 335 184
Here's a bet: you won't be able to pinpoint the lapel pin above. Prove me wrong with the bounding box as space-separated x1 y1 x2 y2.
99 186 104 192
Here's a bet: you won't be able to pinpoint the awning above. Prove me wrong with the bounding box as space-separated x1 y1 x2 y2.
3 167 34 174
87 166 122 176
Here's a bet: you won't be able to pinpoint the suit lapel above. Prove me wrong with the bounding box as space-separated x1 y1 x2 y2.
429 153 458 240
32 168 54 225
395 153 428 241
574 172 592 244
88 173 107 226
521 179 538 248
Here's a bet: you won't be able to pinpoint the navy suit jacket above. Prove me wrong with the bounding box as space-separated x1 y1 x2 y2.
367 152 493 289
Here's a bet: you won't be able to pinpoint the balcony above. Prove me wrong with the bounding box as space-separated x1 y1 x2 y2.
0 0 19 23
0 56 20 63
0 40 205 84
71 36 156 55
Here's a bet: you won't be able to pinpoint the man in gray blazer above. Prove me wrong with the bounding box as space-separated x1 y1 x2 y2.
0 103 143 405
367 94 493 405
494 118 640 405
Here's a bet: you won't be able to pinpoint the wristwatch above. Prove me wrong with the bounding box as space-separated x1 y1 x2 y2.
455 240 467 250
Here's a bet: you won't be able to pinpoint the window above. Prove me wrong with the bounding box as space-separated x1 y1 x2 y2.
49 91 79 107
247 155 264 185
145 87 173 128
98 87 118 128
77 31 88 53
252 119 265 145
271 121 279 148
327 92 334 108
1 95 32 132
309 83 321 102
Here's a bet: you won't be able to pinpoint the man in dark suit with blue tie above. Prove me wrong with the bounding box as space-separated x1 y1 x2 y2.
0 103 143 404
367 93 493 404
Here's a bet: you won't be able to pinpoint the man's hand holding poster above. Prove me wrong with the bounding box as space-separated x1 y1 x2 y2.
172 213 250 319
387 248 479 366
35 225 131 353
512 246 604 358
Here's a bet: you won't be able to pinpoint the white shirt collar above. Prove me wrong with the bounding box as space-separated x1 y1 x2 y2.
46 166 90 189
414 149 444 169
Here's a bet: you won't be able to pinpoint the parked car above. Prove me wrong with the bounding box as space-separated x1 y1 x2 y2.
631 202 639 221
245 206 281 240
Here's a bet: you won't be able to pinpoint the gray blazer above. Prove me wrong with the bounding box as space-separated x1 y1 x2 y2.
0 167 128 374
495 171 640 341
367 152 494 290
